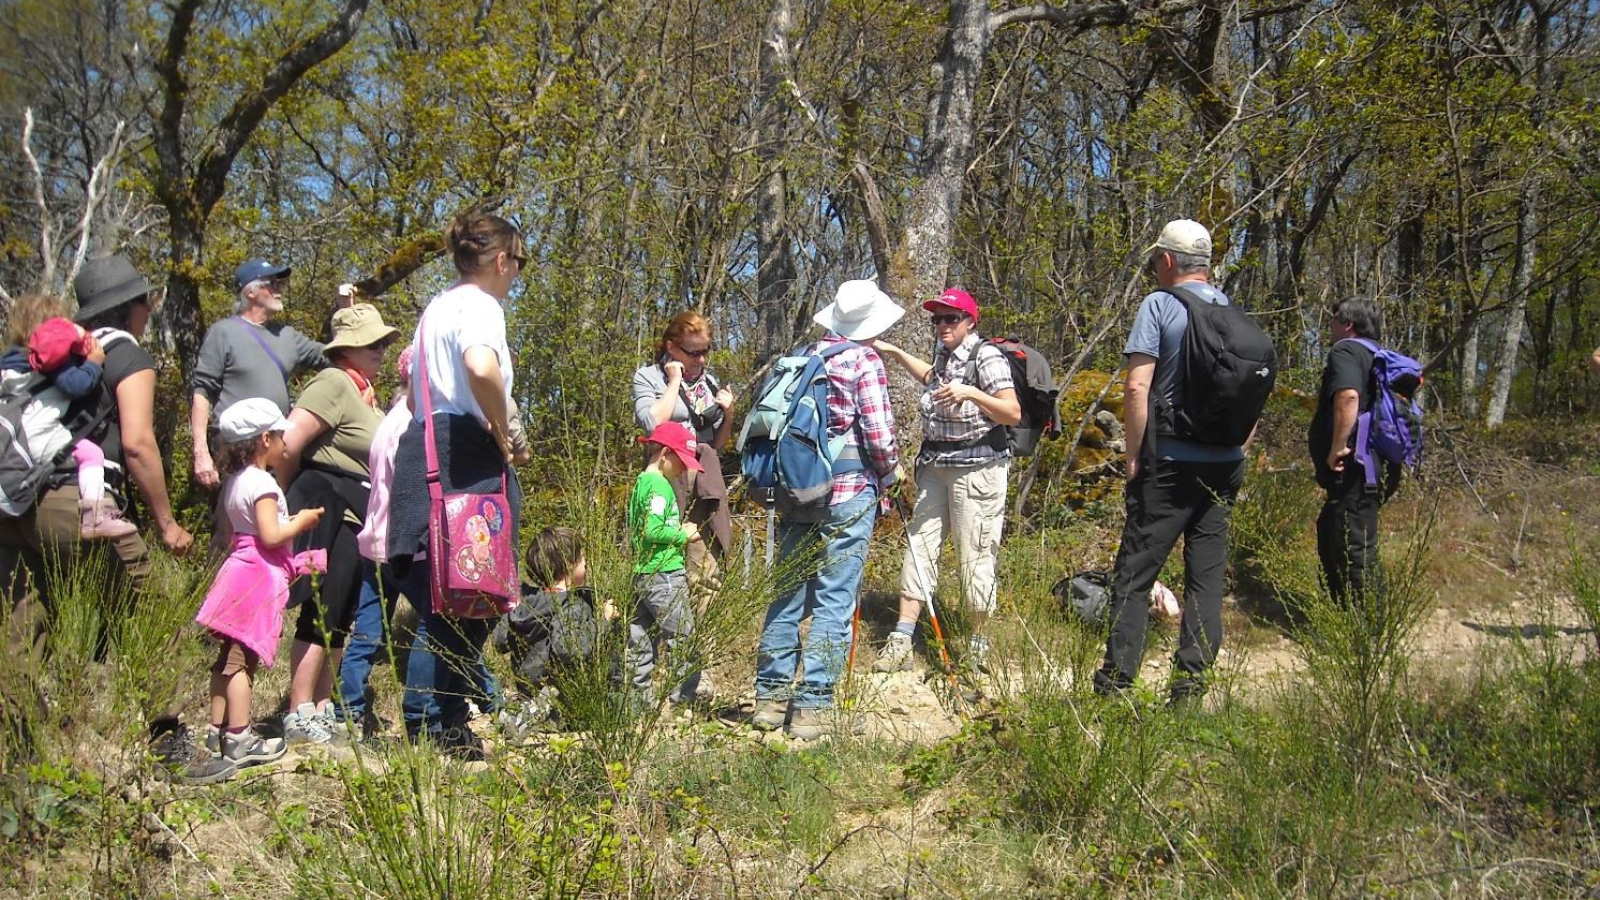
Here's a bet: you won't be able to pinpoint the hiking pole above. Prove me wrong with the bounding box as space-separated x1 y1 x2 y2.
846 599 862 674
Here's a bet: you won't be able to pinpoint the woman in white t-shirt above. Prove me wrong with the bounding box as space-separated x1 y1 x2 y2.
387 213 528 759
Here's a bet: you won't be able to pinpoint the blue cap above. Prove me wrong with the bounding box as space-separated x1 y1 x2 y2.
234 258 291 290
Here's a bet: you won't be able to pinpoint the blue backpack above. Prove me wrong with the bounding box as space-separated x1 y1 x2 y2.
1345 337 1424 488
738 341 864 519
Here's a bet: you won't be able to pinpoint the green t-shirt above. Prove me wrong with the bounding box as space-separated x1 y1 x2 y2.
295 367 382 477
629 469 687 574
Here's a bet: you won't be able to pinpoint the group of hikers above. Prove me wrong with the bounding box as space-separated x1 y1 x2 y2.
0 214 1425 783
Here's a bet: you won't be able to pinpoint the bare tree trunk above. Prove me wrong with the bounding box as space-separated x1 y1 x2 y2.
1484 176 1539 429
755 0 797 362
1459 318 1482 418
1484 3 1548 430
879 0 993 425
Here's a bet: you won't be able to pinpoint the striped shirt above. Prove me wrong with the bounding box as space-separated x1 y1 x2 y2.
809 335 900 505
918 333 1014 466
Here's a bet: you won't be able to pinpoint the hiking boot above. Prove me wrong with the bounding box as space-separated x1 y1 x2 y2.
497 697 553 744
223 727 286 768
150 723 199 772
282 702 334 745
205 725 221 756
435 725 486 762
693 671 716 704
1091 667 1135 699
967 634 992 675
79 496 137 540
180 755 237 785
874 632 914 673
785 706 865 741
750 699 787 732
311 706 351 746
1166 673 1207 710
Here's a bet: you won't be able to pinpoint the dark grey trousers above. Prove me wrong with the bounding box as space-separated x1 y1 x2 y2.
1316 466 1383 605
1094 457 1246 695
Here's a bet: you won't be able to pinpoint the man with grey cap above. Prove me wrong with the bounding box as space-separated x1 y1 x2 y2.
0 254 196 768
750 279 902 740
1092 219 1250 706
189 259 327 490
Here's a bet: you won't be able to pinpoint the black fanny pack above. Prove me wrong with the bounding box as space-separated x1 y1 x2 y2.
920 426 1007 457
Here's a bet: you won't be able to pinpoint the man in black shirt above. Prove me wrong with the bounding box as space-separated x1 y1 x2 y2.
1307 297 1394 604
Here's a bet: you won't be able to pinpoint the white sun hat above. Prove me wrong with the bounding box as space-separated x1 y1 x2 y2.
813 279 905 341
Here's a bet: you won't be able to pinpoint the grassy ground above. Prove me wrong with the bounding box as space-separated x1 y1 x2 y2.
3 420 1599 899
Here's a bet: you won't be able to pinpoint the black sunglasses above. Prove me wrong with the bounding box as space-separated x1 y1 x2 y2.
677 345 710 359
929 314 965 326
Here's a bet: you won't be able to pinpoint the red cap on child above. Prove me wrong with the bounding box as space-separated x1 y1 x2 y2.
638 421 705 473
28 318 93 374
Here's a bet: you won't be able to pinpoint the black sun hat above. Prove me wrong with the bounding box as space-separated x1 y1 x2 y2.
72 255 154 324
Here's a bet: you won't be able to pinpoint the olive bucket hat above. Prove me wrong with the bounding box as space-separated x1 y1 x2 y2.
72 255 154 324
324 303 400 352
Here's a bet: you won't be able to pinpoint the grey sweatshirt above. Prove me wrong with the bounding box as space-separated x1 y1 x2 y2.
191 316 327 416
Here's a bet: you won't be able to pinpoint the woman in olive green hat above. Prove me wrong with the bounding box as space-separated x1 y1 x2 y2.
275 302 399 745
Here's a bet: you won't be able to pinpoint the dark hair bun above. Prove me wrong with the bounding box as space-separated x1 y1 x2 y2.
447 213 521 275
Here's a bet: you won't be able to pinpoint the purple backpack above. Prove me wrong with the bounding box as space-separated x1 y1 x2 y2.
1345 338 1424 487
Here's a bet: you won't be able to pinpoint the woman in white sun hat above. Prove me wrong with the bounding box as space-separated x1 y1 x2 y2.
750 279 904 741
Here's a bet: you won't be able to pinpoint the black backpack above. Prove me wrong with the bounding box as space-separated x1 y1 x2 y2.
1157 284 1277 447
963 336 1060 456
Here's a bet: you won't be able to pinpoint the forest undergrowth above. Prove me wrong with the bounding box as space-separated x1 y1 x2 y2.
2 419 1598 900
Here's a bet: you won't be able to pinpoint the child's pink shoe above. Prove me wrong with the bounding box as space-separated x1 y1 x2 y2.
80 496 137 540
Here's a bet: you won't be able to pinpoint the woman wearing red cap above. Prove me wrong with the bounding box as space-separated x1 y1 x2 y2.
868 288 1020 679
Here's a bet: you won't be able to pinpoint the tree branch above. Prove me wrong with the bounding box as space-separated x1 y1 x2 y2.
66 119 127 287
191 0 371 215
351 194 508 297
989 0 1202 33
849 160 894 280
20 108 56 291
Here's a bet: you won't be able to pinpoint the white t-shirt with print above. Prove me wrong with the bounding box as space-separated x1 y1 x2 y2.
409 282 513 425
224 466 290 537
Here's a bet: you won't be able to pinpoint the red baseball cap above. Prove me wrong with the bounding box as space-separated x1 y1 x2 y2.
923 287 979 323
28 317 92 374
639 421 705 472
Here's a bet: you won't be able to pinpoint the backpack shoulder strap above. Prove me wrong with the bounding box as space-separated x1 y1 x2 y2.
815 340 860 360
963 337 1007 390
1337 337 1380 354
1162 282 1211 310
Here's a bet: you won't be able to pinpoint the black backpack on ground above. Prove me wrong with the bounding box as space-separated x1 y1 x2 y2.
1157 283 1277 447
963 336 1061 456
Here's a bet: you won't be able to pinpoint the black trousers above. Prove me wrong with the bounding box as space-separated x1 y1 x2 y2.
1315 466 1383 605
1094 457 1246 695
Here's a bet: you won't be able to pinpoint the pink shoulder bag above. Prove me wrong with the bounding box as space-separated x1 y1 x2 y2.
416 323 518 618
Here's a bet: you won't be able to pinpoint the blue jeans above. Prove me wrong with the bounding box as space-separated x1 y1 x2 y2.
337 559 392 722
755 487 878 710
338 561 501 725
399 559 497 736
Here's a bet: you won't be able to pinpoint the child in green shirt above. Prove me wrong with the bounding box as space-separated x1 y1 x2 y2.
627 422 706 705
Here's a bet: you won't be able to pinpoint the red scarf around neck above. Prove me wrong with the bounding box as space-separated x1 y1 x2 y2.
339 363 376 407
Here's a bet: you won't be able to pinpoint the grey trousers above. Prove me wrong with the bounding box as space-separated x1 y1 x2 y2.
627 570 701 703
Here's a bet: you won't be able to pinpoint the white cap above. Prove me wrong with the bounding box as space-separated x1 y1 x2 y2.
1145 219 1213 258
217 397 291 443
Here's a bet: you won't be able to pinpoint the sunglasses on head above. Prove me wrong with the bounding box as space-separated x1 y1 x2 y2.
929 313 965 326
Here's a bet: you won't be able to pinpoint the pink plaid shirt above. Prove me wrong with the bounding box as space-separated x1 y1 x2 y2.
811 335 899 505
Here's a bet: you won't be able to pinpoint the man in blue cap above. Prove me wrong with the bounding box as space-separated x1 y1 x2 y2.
188 259 328 490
